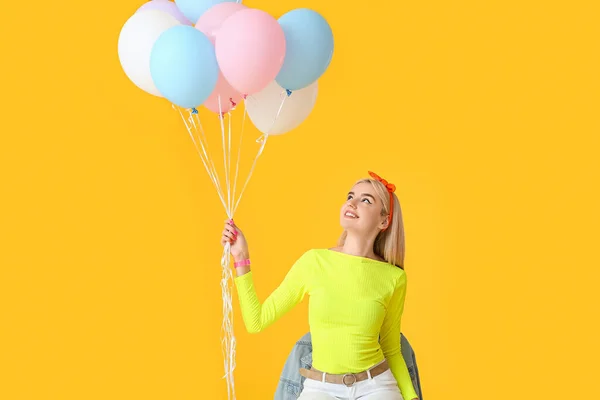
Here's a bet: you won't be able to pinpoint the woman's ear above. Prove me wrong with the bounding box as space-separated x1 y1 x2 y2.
380 215 390 230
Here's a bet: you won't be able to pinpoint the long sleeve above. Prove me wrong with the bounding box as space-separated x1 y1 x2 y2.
379 272 419 400
233 250 312 334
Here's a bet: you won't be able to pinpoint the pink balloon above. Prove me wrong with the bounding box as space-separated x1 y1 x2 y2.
137 0 191 25
215 9 286 95
195 2 247 43
203 73 242 113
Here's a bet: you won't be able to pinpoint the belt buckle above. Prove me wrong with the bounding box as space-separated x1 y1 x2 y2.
342 373 357 387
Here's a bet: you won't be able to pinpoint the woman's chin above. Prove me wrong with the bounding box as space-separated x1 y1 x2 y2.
340 219 360 231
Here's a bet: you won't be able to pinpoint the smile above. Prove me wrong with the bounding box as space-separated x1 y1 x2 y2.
344 211 358 219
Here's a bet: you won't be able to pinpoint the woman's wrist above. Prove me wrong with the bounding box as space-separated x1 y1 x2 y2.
233 253 251 276
234 258 250 268
234 265 251 276
233 251 249 263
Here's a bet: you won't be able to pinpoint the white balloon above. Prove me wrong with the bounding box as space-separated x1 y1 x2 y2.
245 80 318 135
118 10 181 97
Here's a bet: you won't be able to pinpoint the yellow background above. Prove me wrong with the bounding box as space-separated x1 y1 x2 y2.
1 0 599 399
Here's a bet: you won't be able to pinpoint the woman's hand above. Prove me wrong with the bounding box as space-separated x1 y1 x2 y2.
221 220 249 263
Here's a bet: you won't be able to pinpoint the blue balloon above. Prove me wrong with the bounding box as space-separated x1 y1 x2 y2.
175 0 237 24
150 26 219 108
276 9 334 91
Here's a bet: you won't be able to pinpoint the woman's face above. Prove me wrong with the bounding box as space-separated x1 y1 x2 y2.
340 182 387 234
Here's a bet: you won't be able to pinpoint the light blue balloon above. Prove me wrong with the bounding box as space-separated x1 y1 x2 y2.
174 0 237 24
276 8 334 91
150 25 219 108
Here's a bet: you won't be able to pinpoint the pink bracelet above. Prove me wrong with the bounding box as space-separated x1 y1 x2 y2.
234 259 251 268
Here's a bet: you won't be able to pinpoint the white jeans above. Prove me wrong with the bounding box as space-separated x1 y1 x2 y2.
297 368 404 400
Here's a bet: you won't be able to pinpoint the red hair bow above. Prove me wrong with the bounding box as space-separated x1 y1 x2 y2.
368 171 395 231
368 171 396 193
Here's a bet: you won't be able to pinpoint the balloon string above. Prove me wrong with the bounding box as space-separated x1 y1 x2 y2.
232 105 247 210
218 95 232 217
176 88 288 399
220 242 236 400
173 105 227 210
198 112 228 199
175 103 236 399
188 107 226 200
194 111 228 207
216 96 235 399
233 94 287 214
227 112 233 213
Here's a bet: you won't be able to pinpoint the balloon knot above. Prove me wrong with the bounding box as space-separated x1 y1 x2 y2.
230 98 237 108
191 108 199 115
220 112 226 119
242 94 248 100
286 89 292 97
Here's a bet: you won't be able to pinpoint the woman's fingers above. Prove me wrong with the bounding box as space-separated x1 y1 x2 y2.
221 221 240 247
223 226 237 237
223 223 238 237
222 228 237 246
221 236 234 246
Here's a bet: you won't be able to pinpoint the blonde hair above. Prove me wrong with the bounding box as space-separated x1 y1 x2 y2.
337 178 405 269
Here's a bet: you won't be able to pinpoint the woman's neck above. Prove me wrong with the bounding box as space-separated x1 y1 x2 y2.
341 233 377 259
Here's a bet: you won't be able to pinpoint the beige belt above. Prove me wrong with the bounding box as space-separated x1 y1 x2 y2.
299 359 390 387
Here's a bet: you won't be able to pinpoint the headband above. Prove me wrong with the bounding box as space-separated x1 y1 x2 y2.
368 171 396 231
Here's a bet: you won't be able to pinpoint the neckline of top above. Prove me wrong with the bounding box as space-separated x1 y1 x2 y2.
321 248 391 266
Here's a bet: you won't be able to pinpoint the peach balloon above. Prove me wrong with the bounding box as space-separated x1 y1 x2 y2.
203 73 242 114
196 2 246 113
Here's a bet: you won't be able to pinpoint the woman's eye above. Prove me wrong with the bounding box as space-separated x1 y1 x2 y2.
347 194 371 204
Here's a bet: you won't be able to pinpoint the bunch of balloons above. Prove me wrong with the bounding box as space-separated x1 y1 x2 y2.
118 0 334 136
118 3 333 399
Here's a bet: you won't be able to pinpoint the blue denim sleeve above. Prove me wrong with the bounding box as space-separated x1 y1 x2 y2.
274 332 313 400
401 333 423 400
412 345 424 400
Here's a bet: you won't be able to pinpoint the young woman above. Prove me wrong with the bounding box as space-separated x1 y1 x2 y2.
221 171 420 400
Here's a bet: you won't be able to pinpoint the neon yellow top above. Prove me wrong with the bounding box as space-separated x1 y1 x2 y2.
234 248 418 400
